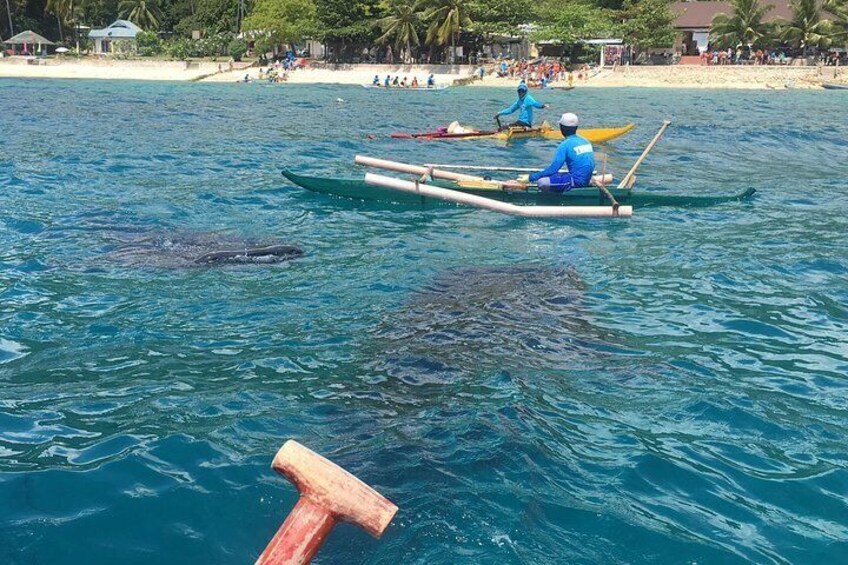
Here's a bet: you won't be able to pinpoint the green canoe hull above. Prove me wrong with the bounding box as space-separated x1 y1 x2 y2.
282 170 756 209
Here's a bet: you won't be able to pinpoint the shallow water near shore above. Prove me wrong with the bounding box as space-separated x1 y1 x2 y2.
2 80 848 564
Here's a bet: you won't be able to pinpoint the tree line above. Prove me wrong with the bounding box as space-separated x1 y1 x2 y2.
1 0 679 59
711 0 848 55
2 0 846 60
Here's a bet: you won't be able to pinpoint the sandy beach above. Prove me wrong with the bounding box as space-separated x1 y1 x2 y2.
1 57 844 89
480 65 845 90
0 57 248 81
201 63 477 86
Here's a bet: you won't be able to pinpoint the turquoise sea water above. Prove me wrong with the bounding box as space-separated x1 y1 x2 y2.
1 79 847 564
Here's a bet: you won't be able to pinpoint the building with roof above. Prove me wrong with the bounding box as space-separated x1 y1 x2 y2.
672 0 795 55
88 20 142 54
3 30 56 55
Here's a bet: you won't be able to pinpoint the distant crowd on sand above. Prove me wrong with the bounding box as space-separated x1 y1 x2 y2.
371 74 437 88
701 46 847 66
493 59 594 88
241 51 306 83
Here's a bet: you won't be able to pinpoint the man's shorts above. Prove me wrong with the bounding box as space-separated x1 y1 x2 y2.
537 173 577 193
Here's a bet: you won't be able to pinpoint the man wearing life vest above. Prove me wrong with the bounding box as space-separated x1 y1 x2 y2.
529 113 595 191
494 83 549 129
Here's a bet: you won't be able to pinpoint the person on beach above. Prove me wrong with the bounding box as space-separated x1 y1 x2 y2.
384 75 391 87
523 113 595 191
372 75 380 86
495 83 549 129
411 76 419 87
427 74 435 87
392 76 400 87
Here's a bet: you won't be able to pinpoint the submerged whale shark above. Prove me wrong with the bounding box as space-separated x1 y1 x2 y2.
101 231 303 268
368 264 631 384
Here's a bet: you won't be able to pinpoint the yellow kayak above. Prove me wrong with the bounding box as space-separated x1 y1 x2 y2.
493 122 635 142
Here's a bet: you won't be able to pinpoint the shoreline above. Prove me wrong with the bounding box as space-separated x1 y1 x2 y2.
1 58 845 89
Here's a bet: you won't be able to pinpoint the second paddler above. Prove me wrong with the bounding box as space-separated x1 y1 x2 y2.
494 82 550 129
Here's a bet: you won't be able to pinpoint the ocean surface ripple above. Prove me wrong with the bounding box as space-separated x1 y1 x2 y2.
1 80 847 564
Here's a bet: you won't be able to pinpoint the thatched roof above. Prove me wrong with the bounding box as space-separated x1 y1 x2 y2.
3 30 56 45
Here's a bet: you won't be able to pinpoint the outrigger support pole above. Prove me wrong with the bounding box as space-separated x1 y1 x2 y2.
618 119 671 189
597 152 620 215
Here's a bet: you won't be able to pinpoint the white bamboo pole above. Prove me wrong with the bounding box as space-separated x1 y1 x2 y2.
618 120 671 189
355 155 482 182
358 156 611 189
423 157 611 173
364 174 632 218
425 164 540 173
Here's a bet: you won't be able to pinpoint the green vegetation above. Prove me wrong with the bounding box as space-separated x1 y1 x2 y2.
619 0 676 49
710 0 776 46
3 0 847 60
118 0 162 30
710 0 848 52
227 37 246 59
377 2 421 55
135 28 161 54
781 0 832 53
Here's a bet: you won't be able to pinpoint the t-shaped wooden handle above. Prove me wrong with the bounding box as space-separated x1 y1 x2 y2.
256 441 398 565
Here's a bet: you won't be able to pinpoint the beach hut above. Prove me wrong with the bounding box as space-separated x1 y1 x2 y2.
3 30 56 56
88 20 142 55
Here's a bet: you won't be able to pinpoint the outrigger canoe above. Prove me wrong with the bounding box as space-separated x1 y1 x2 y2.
391 123 635 143
822 82 848 90
282 169 755 209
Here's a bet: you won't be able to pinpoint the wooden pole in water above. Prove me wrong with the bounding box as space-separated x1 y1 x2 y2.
256 441 398 565
596 152 620 214
617 120 671 189
365 173 632 218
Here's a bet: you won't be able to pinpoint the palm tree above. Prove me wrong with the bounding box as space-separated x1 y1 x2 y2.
421 0 471 63
711 0 776 47
378 1 422 56
781 0 832 54
118 0 163 30
824 0 848 45
5 0 14 37
46 0 75 43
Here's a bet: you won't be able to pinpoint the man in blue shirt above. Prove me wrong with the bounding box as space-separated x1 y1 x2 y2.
529 113 595 192
495 83 549 129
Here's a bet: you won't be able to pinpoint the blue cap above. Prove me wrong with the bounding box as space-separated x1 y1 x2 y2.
517 83 528 92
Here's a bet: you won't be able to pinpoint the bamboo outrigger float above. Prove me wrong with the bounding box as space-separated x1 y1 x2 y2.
363 173 632 218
